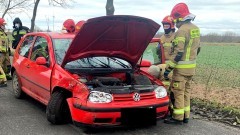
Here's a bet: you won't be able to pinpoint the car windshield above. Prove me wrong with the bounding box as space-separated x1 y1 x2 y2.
53 38 132 69
66 57 131 69
53 38 72 64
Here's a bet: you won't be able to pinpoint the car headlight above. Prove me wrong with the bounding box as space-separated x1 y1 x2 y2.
88 91 113 103
154 86 167 98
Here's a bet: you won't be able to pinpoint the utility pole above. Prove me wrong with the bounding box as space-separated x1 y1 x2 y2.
106 0 115 15
52 15 55 31
46 15 49 31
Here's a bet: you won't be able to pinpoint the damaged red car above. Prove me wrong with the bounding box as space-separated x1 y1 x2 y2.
11 15 169 127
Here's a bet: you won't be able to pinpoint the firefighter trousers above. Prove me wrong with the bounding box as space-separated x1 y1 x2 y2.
0 53 11 74
171 71 193 121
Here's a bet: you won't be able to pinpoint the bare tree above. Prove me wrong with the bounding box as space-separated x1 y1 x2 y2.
30 0 40 32
0 0 32 18
106 0 114 15
30 0 73 32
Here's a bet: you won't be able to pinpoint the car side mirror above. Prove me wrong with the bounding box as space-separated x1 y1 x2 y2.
140 59 152 67
36 57 48 66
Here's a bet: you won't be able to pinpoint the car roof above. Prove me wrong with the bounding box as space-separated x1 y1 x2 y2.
26 32 75 39
48 32 75 39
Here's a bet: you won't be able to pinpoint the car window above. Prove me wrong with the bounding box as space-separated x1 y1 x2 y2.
142 42 162 64
30 36 49 61
53 38 72 64
18 35 35 58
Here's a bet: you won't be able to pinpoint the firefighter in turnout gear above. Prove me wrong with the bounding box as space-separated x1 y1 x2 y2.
75 20 85 34
159 15 175 63
0 18 12 81
62 19 75 34
12 17 30 49
148 15 176 116
163 3 201 125
0 18 9 87
148 15 175 87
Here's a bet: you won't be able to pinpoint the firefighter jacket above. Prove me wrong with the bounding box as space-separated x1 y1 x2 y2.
168 22 200 76
160 32 175 62
12 17 29 49
0 29 9 53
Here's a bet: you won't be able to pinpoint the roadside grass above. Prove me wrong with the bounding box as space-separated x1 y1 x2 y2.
191 98 240 115
191 98 240 127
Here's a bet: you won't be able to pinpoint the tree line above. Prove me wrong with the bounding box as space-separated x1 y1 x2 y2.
155 31 240 43
200 32 240 43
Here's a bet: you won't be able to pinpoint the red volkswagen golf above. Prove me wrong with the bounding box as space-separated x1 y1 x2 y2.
12 15 169 127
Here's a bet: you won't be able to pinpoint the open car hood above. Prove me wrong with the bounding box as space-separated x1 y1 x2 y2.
61 15 160 67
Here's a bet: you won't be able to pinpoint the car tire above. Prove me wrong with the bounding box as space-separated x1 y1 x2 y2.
12 71 25 99
46 91 71 125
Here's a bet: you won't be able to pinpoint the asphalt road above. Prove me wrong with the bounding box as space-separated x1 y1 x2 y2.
0 81 239 135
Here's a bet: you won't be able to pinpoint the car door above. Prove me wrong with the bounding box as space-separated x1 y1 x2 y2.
27 35 52 104
140 38 165 72
17 35 36 92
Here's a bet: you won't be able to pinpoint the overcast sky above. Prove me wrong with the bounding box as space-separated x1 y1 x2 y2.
4 0 240 35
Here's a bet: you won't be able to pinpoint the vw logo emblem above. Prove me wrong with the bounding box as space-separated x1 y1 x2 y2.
133 93 140 101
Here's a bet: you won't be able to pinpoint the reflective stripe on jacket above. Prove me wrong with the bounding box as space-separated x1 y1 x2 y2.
169 22 200 75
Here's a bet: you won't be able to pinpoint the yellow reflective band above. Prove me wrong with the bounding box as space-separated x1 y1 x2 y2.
190 29 200 38
13 31 17 35
0 74 6 79
173 82 179 88
163 81 170 86
163 43 172 47
172 39 178 45
186 39 193 61
185 28 200 61
175 64 196 69
184 106 190 112
173 108 184 115
19 30 27 35
0 46 7 52
176 37 185 43
167 61 176 68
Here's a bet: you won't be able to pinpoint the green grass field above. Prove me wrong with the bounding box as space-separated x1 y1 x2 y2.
144 42 240 88
195 43 240 88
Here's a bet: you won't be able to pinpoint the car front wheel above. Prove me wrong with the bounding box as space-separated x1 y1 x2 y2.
46 91 71 125
12 71 25 99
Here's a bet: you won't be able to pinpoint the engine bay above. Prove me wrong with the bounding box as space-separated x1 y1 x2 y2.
78 72 156 94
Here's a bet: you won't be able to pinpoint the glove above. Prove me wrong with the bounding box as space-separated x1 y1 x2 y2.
163 67 173 80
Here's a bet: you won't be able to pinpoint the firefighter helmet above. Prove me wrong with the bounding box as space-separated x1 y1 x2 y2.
0 18 7 26
170 3 195 22
62 19 75 33
162 15 175 29
75 20 85 33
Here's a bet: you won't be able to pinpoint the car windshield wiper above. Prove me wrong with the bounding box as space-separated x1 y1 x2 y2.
88 57 111 68
109 57 130 68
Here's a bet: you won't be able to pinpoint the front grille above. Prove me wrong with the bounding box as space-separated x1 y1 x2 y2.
113 92 155 102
